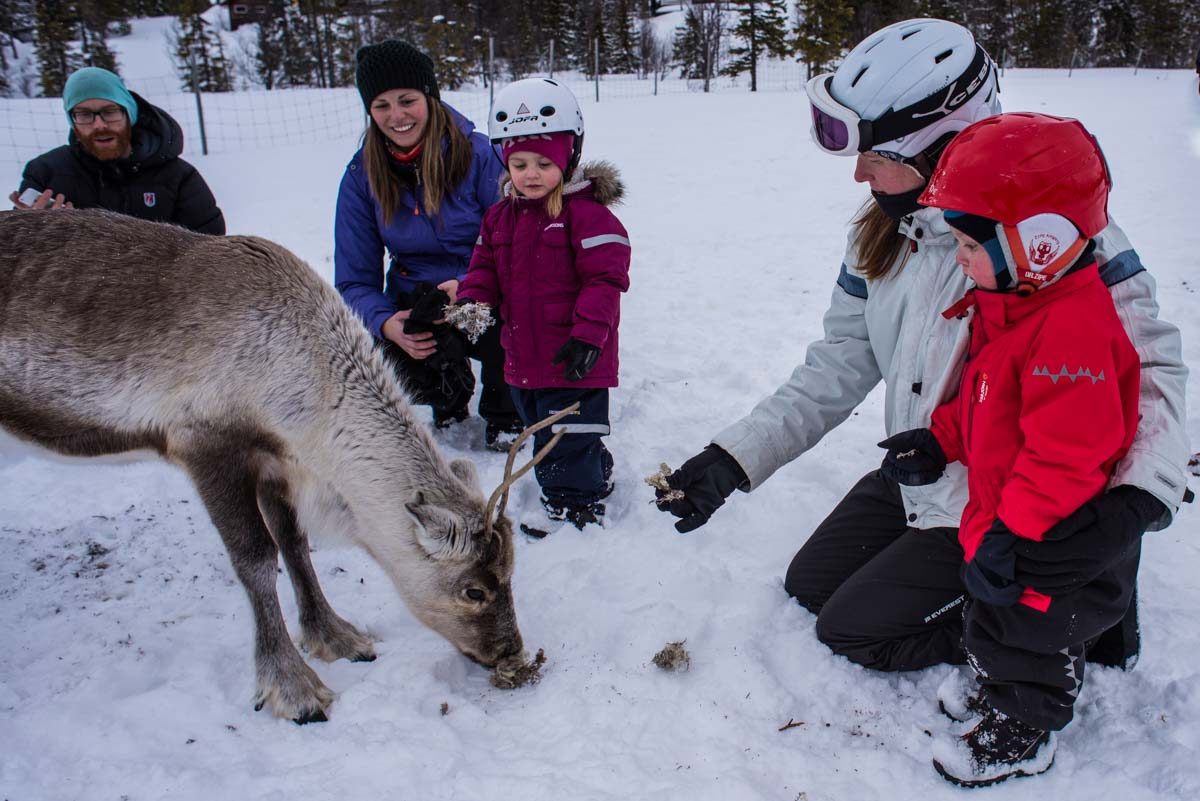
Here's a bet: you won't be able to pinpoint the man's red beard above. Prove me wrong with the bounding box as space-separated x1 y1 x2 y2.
79 124 133 161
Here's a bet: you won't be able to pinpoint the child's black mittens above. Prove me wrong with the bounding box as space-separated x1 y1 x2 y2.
962 518 1023 607
552 338 601 381
878 428 947 486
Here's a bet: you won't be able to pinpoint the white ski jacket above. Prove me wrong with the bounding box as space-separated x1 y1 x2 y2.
713 205 1189 530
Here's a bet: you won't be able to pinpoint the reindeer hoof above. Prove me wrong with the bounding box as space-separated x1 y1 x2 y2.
293 708 329 725
351 651 377 663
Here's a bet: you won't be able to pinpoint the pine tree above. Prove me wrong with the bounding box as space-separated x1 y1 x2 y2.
504 0 541 78
35 0 83 96
574 0 606 76
722 0 791 91
77 0 118 73
1093 0 1138 66
672 1 723 90
538 0 577 73
1009 0 1073 68
423 15 473 88
792 0 853 78
256 0 319 89
607 0 639 74
173 0 232 92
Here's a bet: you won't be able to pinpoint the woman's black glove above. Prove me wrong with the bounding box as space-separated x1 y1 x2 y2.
878 428 947 486
552 338 601 381
655 445 749 533
962 519 1023 607
1012 486 1167 596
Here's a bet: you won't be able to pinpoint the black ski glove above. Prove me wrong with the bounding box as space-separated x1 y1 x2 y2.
962 518 1023 607
552 338 601 381
878 428 947 486
655 445 749 533
1012 486 1167 596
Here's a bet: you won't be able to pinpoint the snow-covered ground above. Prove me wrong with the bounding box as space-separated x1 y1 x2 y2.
2 19 1200 801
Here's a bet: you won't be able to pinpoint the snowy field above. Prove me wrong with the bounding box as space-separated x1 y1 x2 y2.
3 24 1200 801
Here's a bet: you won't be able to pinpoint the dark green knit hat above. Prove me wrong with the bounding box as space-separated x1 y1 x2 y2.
355 40 439 109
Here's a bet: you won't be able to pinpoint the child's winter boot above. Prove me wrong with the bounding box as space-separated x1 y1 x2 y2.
932 706 1056 787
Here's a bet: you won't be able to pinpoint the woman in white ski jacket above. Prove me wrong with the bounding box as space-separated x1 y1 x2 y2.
656 19 1188 677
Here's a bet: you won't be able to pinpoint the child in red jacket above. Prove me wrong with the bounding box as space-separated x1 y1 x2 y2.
879 114 1141 787
456 78 631 536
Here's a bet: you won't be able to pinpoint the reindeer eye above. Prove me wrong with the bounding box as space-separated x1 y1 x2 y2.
465 588 486 602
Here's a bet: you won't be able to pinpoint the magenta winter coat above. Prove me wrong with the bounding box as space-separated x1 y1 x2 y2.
458 161 631 389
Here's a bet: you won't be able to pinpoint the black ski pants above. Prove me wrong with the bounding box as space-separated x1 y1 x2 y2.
786 469 1140 730
785 470 968 671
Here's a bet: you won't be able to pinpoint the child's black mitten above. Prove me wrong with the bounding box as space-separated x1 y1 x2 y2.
552 338 601 381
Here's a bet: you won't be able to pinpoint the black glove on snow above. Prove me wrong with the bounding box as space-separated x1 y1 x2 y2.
1012 485 1167 596
878 428 948 486
655 445 749 533
552 338 601 381
962 518 1023 607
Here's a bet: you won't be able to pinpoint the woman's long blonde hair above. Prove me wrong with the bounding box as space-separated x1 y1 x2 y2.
363 96 471 225
850 199 910 280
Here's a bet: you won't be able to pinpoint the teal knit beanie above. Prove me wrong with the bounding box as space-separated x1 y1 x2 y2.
63 68 138 126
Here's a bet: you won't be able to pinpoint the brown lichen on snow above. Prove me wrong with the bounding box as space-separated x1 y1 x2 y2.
490 648 547 689
652 640 691 672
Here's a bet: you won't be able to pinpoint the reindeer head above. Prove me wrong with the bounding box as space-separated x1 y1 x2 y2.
402 458 523 668
389 404 578 669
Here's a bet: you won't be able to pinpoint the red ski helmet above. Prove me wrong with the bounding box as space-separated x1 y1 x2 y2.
920 112 1112 293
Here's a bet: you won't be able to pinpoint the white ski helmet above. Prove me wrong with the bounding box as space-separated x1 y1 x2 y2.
489 78 584 140
806 18 1000 166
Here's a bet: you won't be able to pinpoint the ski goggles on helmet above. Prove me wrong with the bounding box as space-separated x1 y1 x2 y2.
805 44 993 158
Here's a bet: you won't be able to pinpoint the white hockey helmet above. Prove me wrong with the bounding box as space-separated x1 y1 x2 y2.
806 18 1000 164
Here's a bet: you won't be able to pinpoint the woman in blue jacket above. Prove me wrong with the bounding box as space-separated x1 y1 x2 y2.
335 40 520 447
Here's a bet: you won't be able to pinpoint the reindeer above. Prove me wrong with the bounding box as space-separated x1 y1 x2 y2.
0 208 548 723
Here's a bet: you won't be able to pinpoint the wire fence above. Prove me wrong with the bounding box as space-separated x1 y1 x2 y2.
0 59 809 168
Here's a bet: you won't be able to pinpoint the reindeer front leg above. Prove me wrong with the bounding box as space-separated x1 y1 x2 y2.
182 445 334 724
257 480 376 663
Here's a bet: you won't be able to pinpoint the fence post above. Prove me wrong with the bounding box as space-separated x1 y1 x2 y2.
653 66 658 96
549 39 555 78
1133 48 1143 75
489 37 495 108
188 53 208 157
1068 48 1077 77
594 38 600 102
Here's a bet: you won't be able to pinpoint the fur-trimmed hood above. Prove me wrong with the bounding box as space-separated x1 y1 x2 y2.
502 160 625 207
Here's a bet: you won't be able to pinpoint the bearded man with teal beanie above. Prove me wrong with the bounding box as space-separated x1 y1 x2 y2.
10 67 225 234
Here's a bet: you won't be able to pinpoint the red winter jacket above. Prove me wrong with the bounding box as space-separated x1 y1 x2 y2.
930 264 1140 610
458 161 631 389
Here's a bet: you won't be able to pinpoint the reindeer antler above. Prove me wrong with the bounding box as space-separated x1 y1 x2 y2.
484 401 582 535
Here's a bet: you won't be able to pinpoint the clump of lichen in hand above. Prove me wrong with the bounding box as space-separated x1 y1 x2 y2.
645 463 684 505
652 640 691 672
490 648 547 689
444 301 495 344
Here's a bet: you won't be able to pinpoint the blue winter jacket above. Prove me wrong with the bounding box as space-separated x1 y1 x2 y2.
334 105 504 339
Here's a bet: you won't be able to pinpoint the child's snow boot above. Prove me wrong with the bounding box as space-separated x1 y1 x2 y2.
932 706 1056 788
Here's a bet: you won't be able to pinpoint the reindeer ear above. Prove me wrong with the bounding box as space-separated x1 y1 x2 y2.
449 458 482 494
406 490 473 560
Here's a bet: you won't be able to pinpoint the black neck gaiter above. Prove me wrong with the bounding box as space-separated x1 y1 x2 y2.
871 184 927 222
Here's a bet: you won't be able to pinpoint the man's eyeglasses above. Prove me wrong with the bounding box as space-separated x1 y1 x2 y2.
70 106 126 125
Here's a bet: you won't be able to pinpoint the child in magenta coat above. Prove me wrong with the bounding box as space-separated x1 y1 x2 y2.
457 78 631 535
